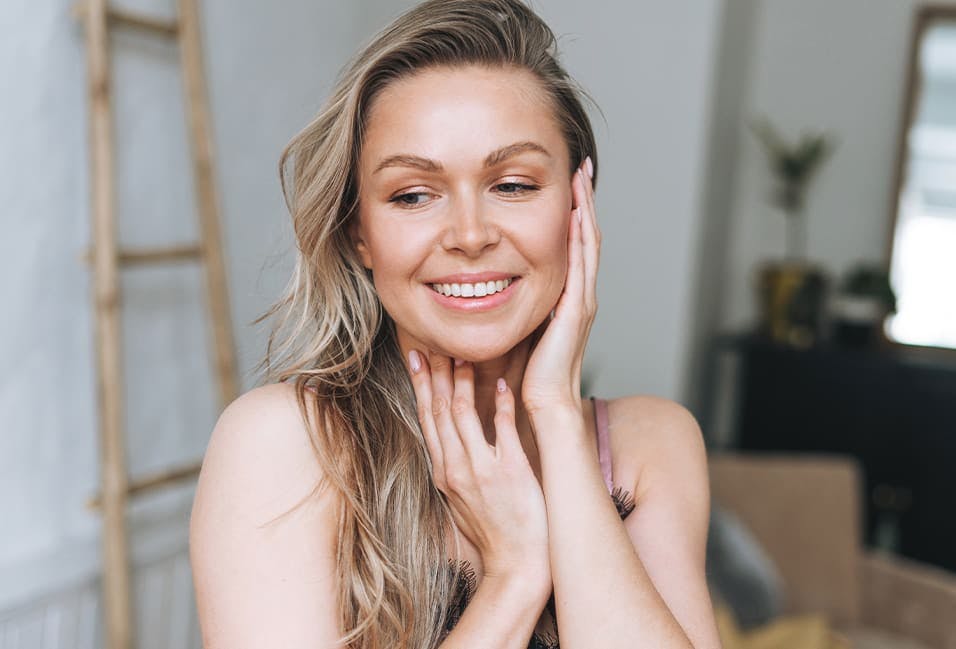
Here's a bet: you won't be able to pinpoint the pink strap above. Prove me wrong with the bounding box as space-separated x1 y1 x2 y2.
592 397 613 494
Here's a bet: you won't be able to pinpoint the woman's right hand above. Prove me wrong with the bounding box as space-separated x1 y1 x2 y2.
407 350 551 590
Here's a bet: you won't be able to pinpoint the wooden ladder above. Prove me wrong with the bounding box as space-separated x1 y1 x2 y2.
75 1 238 647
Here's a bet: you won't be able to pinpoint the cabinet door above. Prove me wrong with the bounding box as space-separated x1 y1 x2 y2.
734 343 956 572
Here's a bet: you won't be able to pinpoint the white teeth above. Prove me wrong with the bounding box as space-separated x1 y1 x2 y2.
429 277 514 297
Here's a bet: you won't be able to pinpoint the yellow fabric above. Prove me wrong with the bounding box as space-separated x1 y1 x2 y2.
714 604 850 649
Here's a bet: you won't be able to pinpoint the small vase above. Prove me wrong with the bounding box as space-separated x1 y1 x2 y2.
754 260 829 348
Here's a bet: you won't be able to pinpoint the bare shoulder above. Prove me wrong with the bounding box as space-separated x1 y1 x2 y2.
192 383 329 529
604 395 708 502
190 382 343 648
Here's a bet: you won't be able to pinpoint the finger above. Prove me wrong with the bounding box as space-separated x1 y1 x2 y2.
407 350 445 485
492 377 523 460
451 359 494 460
574 164 600 313
585 162 601 275
581 157 599 243
427 352 468 469
558 191 586 314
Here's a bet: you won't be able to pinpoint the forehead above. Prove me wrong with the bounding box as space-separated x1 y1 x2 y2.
360 65 568 171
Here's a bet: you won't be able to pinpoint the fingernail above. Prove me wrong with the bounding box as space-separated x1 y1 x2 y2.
408 349 421 373
576 206 582 224
454 357 464 367
585 156 593 179
496 377 506 393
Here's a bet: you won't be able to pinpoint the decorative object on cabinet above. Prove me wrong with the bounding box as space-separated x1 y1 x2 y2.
750 118 836 348
830 262 898 349
754 260 828 349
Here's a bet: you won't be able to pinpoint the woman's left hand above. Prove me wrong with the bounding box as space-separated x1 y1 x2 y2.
521 157 600 417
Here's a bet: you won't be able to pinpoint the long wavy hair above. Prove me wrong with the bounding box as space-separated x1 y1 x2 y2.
254 1 598 647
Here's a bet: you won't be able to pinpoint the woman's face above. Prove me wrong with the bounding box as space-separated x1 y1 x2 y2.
354 65 574 361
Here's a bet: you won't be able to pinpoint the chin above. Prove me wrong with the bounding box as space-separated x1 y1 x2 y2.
420 319 548 363
445 341 520 363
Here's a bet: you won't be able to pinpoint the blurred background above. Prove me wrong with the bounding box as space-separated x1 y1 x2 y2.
2 0 955 647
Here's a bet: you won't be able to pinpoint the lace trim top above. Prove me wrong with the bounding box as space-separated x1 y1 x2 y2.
440 397 634 647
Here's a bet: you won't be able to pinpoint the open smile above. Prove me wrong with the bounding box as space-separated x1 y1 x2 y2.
429 277 515 297
424 276 521 312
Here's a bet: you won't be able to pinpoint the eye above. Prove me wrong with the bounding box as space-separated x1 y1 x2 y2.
388 191 433 208
494 182 539 195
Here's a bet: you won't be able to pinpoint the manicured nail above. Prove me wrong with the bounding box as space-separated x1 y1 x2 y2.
576 206 582 224
408 349 421 373
585 156 594 179
496 377 506 393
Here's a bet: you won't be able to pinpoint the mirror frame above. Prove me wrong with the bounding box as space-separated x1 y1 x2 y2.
884 4 956 359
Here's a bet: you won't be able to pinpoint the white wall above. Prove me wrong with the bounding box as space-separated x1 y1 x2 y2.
538 0 723 403
683 0 761 420
0 0 359 613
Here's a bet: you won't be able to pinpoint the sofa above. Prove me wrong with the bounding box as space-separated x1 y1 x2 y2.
708 453 956 649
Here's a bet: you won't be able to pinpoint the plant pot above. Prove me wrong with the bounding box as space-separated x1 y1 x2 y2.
754 260 829 348
829 294 891 348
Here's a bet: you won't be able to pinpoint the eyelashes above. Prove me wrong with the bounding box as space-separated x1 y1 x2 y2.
493 182 540 196
389 192 433 208
388 183 540 209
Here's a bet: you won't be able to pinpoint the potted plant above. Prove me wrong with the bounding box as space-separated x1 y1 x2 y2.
831 262 898 348
751 118 836 347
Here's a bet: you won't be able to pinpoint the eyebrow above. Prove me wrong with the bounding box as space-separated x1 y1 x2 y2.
372 141 551 175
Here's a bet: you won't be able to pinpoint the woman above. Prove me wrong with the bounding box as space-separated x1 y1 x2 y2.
190 1 721 647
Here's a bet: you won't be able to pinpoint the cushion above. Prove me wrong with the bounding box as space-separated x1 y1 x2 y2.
707 504 786 629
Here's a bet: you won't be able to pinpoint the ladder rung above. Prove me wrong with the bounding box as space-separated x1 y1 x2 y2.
72 2 179 38
83 244 204 266
87 460 202 509
108 8 179 37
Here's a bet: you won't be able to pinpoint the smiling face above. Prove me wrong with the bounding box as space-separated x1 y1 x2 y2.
353 65 575 361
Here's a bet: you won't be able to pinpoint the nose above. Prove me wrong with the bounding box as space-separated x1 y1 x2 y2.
440 196 500 257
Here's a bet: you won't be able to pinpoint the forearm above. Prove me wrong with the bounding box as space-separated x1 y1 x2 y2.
438 574 550 649
533 407 694 649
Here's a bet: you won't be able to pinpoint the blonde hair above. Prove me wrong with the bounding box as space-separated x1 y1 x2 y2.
255 1 598 646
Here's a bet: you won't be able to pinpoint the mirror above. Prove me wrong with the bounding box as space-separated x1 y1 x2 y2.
885 8 956 349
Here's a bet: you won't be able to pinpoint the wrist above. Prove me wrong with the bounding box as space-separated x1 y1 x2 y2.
525 400 581 425
480 569 552 604
527 402 586 440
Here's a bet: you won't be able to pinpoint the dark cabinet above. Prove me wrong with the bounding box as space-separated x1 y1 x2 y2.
718 335 956 572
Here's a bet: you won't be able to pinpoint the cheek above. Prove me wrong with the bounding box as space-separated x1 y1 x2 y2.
520 206 571 305
361 219 431 302
548 223 571 293
359 208 427 274
542 200 572 267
